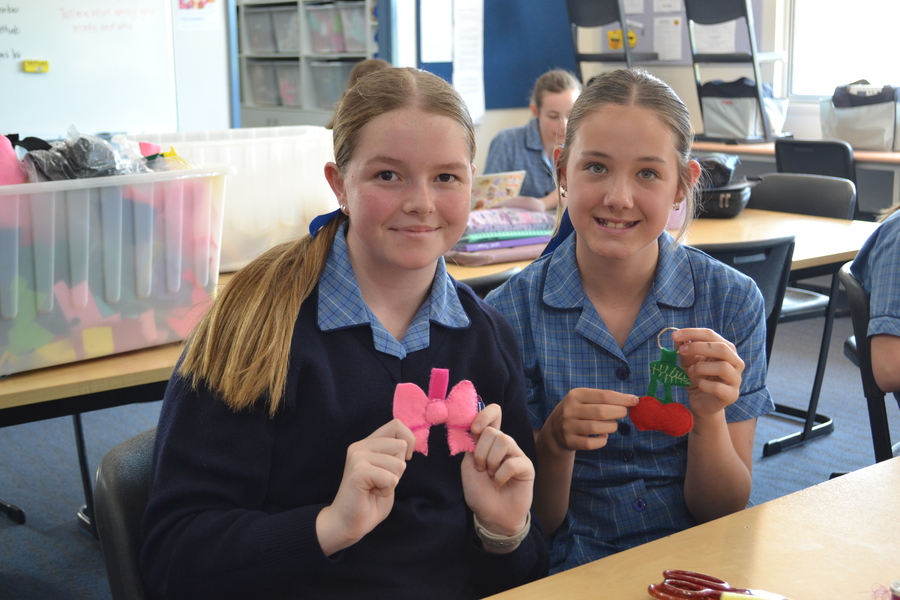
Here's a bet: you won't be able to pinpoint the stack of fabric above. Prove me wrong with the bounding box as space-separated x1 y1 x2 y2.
446 208 556 266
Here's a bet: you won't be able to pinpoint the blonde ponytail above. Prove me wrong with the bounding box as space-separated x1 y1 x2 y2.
178 215 346 415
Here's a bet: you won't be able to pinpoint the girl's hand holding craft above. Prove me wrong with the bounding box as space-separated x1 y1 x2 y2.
316 419 416 556
545 389 640 452
672 328 745 418
462 404 534 553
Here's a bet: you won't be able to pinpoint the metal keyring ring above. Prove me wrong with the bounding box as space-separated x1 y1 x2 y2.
657 327 678 351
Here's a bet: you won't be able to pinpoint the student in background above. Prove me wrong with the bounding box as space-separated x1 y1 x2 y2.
141 67 547 600
486 69 773 573
850 202 900 405
483 69 581 211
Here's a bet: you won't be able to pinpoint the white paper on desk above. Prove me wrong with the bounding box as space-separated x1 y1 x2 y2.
694 21 736 54
653 16 682 61
420 1 453 63
653 0 681 13
623 0 644 14
453 0 485 124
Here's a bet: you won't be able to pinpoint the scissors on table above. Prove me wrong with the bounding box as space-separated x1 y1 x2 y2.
647 570 792 600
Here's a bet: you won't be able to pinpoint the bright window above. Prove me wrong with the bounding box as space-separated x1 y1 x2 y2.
789 0 900 98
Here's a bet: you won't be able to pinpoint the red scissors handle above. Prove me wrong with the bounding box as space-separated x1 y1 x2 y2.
648 582 721 600
663 570 734 591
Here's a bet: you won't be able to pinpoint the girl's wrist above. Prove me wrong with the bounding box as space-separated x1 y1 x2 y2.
473 512 531 550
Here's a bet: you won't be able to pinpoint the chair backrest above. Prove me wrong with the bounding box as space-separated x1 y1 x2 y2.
683 0 749 25
693 235 795 364
566 0 625 28
837 262 893 462
94 427 157 600
459 266 522 299
774 138 861 220
748 172 857 220
565 0 634 74
775 138 856 182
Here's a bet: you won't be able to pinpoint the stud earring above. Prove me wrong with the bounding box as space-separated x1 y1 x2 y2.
560 188 567 198
340 205 349 215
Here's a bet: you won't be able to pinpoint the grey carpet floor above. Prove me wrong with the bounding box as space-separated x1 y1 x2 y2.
1 314 898 599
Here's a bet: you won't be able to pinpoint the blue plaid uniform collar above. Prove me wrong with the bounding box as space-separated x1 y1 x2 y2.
542 230 696 310
317 225 470 358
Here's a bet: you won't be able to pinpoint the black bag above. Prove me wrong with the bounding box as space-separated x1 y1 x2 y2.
694 153 755 219
832 79 900 107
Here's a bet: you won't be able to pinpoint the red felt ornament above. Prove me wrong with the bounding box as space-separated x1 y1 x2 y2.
630 327 694 436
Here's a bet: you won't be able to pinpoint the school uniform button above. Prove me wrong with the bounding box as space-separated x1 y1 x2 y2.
617 422 631 435
615 366 630 380
632 498 647 512
619 450 634 462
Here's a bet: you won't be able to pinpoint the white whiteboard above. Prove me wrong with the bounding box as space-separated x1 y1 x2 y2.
0 0 178 140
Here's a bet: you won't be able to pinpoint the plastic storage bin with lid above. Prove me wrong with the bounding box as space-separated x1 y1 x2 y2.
119 127 338 273
0 166 229 377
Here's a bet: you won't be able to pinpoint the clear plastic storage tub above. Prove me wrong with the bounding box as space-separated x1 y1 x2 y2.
336 1 367 52
276 64 301 106
306 3 346 53
243 7 277 53
246 61 281 106
0 166 229 377
271 6 300 52
310 60 355 109
121 127 338 273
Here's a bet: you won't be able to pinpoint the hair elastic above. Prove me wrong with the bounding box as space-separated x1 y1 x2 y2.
308 208 343 238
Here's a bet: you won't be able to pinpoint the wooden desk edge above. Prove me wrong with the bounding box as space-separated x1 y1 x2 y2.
693 140 900 165
0 342 184 410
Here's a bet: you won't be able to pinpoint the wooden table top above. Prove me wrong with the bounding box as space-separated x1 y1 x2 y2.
485 456 900 600
684 208 879 270
693 140 900 166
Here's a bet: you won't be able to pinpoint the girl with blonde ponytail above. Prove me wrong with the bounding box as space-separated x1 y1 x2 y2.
141 67 548 599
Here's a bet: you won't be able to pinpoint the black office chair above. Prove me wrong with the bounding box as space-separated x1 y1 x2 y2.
564 0 658 81
693 236 795 365
838 263 899 463
774 138 868 221
459 266 522 299
748 172 857 455
94 427 156 600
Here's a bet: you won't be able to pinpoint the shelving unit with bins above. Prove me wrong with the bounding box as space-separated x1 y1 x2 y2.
237 0 379 127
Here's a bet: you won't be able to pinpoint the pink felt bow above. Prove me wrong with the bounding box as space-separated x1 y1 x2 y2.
392 368 478 456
